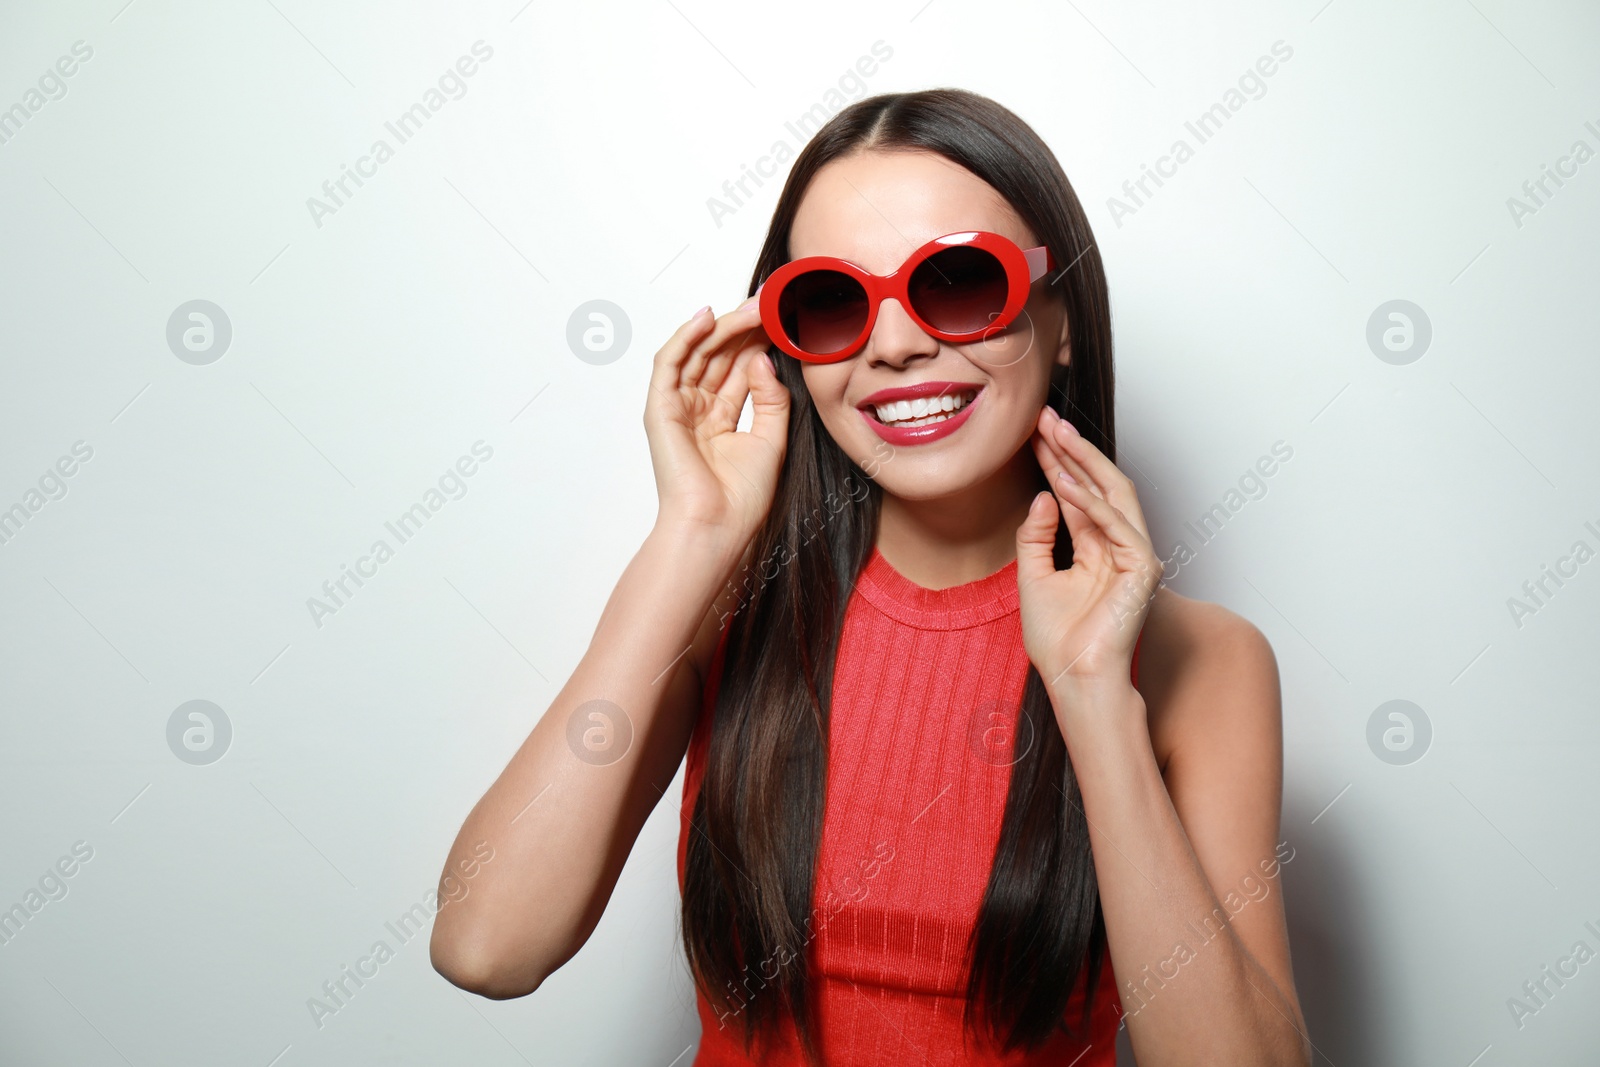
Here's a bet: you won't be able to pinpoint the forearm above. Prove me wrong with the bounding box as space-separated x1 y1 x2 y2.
431 523 744 996
1051 683 1309 1066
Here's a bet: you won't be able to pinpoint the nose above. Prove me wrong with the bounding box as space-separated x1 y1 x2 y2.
863 297 939 369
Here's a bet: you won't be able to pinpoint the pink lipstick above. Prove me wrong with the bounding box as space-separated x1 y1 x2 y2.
856 380 985 446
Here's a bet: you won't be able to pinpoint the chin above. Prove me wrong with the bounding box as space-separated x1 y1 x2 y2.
865 456 993 503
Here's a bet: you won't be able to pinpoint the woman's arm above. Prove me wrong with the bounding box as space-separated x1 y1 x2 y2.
430 299 786 999
1052 605 1310 1065
1017 406 1310 1065
428 527 744 999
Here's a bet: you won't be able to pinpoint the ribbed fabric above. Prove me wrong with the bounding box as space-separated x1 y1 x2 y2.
678 544 1143 1066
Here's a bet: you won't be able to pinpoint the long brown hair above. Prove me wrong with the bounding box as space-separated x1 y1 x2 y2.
680 88 1118 1063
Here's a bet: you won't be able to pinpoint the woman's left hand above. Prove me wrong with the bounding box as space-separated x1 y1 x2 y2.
1016 406 1160 695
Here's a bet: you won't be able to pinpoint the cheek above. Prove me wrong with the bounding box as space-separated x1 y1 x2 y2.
965 322 1037 372
962 373 1054 462
799 367 855 422
969 291 1060 372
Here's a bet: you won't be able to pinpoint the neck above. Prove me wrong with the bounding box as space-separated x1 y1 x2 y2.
874 449 1040 590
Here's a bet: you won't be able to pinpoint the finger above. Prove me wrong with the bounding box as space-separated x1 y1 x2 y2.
1015 490 1062 588
710 336 787 441
705 326 763 418
651 306 716 398
1050 469 1152 557
1031 432 1098 560
1039 441 1161 610
742 348 791 455
685 298 764 386
1049 416 1151 540
1032 420 1100 526
1040 410 1104 499
699 317 770 399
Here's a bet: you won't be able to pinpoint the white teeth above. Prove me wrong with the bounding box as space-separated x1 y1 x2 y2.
873 389 976 426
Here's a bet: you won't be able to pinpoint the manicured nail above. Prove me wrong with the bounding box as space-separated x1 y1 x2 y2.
1058 469 1077 485
738 295 760 312
691 305 711 320
1060 418 1080 437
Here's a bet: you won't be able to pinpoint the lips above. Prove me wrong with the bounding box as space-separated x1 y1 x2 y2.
857 383 985 446
857 381 987 430
865 387 979 427
858 379 986 411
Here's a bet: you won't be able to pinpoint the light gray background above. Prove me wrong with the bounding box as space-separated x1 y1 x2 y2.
2 0 1597 1064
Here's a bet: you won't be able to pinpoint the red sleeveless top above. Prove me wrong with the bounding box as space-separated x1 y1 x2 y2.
678 544 1143 1066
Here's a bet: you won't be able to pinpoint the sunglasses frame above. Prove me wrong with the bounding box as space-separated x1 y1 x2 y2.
757 230 1056 364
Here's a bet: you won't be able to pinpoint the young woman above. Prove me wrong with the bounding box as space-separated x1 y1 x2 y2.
431 89 1310 1066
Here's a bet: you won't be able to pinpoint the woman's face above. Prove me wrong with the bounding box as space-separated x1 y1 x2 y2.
790 148 1070 503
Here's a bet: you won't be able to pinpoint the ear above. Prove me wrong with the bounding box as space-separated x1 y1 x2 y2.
1054 306 1071 369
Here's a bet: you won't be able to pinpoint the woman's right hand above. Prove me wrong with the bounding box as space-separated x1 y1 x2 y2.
644 298 791 552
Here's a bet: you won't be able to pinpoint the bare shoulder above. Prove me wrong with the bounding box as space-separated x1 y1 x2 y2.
1137 584 1282 773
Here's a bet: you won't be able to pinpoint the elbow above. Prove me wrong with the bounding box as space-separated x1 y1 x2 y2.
429 925 548 1000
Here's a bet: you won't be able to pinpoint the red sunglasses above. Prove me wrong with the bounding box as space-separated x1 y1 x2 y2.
757 230 1055 364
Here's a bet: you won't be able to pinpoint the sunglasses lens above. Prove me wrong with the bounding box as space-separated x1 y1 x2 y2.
908 245 1011 336
778 269 869 358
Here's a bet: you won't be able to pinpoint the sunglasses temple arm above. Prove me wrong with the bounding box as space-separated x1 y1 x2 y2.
1025 245 1054 282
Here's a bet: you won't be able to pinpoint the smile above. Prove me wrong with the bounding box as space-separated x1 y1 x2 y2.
869 388 979 427
858 385 984 446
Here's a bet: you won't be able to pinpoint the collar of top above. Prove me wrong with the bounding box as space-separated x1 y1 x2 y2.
856 544 1020 631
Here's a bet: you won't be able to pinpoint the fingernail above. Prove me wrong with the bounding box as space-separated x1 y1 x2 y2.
1058 468 1077 485
738 294 760 312
1060 418 1080 437
691 305 711 320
